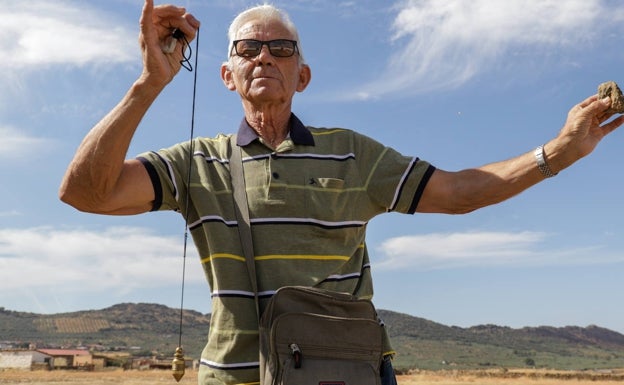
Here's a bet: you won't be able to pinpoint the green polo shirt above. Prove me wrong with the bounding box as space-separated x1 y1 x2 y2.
137 114 435 385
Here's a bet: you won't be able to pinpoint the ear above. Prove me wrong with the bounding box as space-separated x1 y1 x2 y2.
296 64 311 93
220 62 237 91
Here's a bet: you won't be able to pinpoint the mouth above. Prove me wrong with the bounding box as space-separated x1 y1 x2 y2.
252 70 279 80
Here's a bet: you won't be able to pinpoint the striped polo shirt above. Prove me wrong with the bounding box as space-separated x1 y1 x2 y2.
137 114 435 385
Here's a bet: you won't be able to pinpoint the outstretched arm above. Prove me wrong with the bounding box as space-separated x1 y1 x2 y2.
417 94 624 214
59 0 200 215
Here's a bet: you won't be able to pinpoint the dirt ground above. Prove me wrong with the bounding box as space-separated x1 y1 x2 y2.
398 369 623 385
1 368 622 385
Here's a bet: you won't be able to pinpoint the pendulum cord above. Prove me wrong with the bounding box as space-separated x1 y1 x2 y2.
169 26 200 382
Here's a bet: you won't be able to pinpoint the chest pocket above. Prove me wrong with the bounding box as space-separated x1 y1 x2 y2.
305 176 351 218
310 177 345 189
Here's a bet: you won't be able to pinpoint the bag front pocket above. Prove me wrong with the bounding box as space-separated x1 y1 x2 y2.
280 355 379 385
271 312 383 385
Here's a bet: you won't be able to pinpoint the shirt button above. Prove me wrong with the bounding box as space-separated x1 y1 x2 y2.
272 172 280 179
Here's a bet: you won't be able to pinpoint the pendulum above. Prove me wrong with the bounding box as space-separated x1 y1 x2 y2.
172 346 185 382
171 26 200 384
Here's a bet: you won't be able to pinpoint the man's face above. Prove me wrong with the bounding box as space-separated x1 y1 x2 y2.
221 19 310 106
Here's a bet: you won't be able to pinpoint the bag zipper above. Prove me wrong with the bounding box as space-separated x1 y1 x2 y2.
289 343 302 369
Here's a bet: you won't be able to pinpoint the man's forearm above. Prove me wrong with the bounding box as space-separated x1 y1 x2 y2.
59 80 162 211
420 138 573 215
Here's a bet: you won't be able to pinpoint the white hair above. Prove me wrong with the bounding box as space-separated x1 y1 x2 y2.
226 4 306 65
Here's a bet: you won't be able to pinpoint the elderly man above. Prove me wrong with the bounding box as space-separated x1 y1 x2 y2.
59 1 623 384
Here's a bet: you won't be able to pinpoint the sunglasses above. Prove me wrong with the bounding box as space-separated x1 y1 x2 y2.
231 39 299 58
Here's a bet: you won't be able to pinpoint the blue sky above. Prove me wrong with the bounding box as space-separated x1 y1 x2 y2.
1 0 624 335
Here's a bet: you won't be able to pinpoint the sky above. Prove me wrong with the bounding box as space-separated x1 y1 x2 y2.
1 0 624 337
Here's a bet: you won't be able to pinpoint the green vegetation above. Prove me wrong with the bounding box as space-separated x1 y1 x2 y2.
379 310 624 372
0 303 210 358
2 305 624 371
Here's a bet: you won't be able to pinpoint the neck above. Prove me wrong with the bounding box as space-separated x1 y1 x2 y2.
243 103 292 148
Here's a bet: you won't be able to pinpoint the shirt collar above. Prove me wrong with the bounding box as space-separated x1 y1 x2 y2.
236 113 315 147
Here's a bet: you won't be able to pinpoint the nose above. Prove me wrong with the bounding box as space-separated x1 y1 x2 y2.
255 44 274 65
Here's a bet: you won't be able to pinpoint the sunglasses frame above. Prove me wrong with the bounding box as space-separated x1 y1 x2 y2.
231 39 299 58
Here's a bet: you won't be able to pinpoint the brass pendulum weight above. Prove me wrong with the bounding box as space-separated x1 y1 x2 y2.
172 346 185 382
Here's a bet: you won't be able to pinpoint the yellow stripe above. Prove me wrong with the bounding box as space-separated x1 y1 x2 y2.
311 128 347 136
202 253 353 264
201 253 245 264
364 147 389 188
256 254 350 261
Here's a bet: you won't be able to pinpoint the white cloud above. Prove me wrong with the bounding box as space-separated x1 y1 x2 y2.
375 231 615 270
0 126 54 161
0 1 136 71
354 0 621 98
0 226 204 293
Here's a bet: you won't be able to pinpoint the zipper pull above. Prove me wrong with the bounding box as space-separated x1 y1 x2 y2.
289 343 302 369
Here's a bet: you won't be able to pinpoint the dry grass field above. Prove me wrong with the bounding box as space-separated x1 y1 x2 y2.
1 369 623 385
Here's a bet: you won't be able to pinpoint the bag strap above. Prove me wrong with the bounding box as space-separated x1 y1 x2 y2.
228 135 261 320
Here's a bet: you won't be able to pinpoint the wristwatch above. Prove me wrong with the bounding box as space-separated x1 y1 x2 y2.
534 145 557 178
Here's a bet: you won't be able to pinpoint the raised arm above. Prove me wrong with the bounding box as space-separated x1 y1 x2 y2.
417 94 624 214
59 0 199 215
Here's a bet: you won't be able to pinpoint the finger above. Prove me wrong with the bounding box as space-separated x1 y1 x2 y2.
151 8 199 46
152 4 187 35
140 0 159 46
180 13 201 39
185 13 201 29
581 95 612 120
161 12 200 42
578 94 598 108
600 114 624 137
152 4 186 22
140 0 153 35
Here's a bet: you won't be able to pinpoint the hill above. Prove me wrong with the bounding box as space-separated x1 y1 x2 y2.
2 304 624 371
0 303 210 358
379 309 624 371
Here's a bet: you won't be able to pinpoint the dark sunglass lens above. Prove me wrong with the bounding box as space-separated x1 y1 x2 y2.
269 40 295 57
236 40 262 57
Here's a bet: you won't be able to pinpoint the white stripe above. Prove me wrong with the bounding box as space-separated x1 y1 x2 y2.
326 272 361 280
211 290 276 298
251 217 366 227
154 152 180 201
200 358 259 369
243 152 355 162
275 152 355 160
389 156 418 211
244 154 271 162
188 215 237 229
189 216 365 230
211 290 255 297
194 150 229 164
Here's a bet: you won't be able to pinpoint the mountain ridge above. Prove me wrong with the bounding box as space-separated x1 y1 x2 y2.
2 303 623 371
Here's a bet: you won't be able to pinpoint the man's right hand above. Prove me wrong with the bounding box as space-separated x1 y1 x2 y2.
138 0 200 90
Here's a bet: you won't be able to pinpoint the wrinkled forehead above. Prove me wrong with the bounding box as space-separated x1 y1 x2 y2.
235 19 295 40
